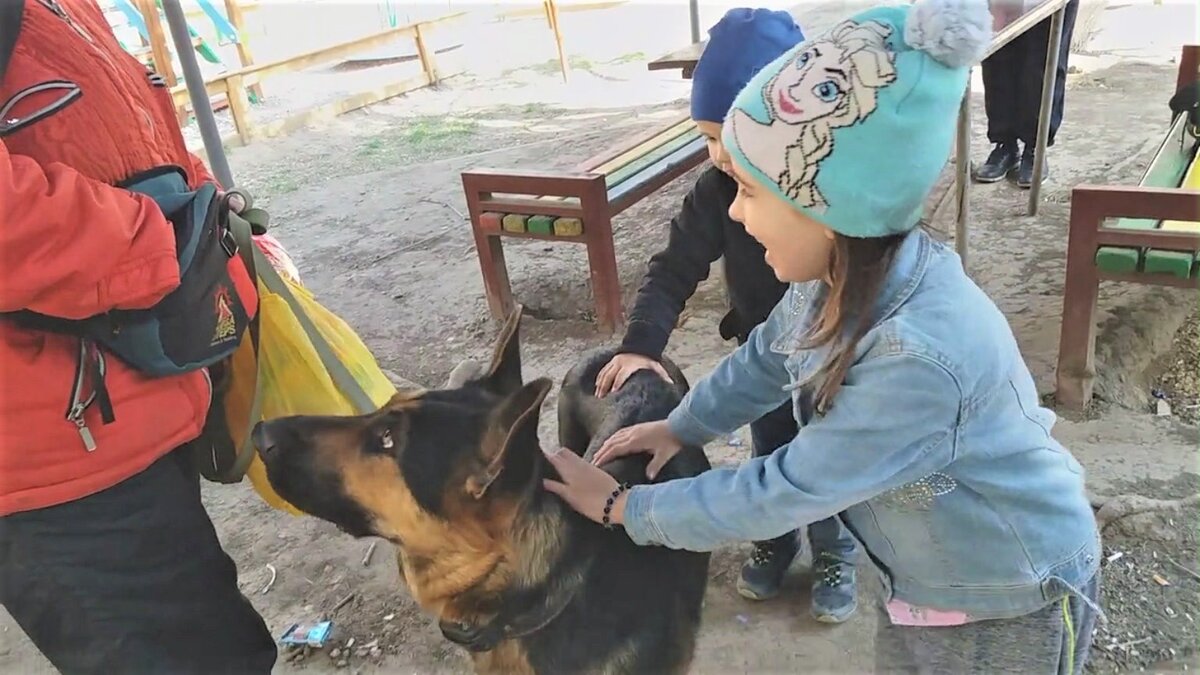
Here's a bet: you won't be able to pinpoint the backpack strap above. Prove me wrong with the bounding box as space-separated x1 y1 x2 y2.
0 0 24 87
201 205 264 482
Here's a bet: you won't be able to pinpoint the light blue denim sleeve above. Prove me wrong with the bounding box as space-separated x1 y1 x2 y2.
624 352 962 550
664 292 793 448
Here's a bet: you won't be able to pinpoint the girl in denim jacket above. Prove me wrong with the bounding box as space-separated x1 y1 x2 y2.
544 1 1103 672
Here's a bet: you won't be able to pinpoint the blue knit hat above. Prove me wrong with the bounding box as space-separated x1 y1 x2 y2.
690 8 805 124
722 0 992 237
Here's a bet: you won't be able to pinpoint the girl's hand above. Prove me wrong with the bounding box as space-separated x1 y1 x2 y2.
594 353 673 398
542 448 626 525
591 420 683 480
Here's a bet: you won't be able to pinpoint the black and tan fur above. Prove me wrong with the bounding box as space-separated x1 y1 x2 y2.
253 306 711 674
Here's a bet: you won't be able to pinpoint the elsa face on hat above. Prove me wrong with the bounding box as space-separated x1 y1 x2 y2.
764 20 896 128
722 0 992 283
750 19 898 211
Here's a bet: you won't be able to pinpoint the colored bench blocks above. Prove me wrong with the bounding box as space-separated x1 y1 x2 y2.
485 212 585 237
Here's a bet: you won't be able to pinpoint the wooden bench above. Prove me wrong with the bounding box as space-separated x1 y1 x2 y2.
461 117 708 332
1055 45 1200 410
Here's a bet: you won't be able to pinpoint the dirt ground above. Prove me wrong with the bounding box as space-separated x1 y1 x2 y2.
1090 473 1200 673
2 2 1199 673
1154 312 1200 426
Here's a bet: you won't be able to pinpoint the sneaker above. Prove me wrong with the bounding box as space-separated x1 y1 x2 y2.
811 552 858 624
736 533 801 601
971 143 1019 183
1017 144 1049 189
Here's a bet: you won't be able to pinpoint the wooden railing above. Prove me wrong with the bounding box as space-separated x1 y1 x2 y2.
172 12 465 147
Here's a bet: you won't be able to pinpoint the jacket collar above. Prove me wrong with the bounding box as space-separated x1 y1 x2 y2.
770 229 934 384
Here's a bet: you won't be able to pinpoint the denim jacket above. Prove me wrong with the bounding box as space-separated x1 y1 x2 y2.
623 229 1101 619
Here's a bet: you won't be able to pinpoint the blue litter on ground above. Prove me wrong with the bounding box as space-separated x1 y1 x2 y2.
280 620 334 648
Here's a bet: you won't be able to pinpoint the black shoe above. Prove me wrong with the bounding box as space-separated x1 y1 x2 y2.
1017 145 1049 189
737 533 801 601
971 143 1018 183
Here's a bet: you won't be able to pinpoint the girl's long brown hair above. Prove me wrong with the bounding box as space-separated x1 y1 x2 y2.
803 232 908 414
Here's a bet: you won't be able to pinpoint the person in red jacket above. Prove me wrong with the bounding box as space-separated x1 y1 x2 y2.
0 1 276 672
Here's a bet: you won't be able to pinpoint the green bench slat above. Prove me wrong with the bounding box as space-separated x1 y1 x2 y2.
1094 247 1141 274
607 135 707 207
604 128 703 192
1095 113 1197 275
480 120 705 242
589 119 696 177
1143 250 1196 278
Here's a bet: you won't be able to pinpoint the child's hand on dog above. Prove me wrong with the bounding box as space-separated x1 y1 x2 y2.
592 421 683 479
542 448 627 525
594 354 673 398
543 420 684 524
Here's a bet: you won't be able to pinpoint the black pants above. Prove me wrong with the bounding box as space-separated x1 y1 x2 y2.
0 447 277 675
748 398 857 559
981 0 1079 147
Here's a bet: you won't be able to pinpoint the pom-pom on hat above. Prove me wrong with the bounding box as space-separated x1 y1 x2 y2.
722 0 992 238
690 8 805 124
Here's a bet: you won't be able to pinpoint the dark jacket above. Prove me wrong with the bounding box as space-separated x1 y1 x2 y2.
618 166 788 359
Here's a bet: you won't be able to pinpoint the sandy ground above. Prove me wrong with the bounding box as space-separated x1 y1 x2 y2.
3 1 1199 673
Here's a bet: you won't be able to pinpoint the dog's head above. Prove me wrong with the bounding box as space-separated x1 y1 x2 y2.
253 307 553 647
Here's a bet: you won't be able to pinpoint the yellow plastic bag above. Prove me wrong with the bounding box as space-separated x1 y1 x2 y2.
222 247 399 515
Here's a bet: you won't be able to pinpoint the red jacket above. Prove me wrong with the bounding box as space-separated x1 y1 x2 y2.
0 0 217 515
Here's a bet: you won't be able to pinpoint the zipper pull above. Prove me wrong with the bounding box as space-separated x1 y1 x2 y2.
69 404 97 452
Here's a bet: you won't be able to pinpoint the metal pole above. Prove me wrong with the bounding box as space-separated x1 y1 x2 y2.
954 74 971 268
160 0 235 188
689 0 700 43
1027 7 1065 216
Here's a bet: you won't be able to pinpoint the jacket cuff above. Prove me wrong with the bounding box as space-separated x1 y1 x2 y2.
622 485 669 547
618 320 669 360
667 401 721 449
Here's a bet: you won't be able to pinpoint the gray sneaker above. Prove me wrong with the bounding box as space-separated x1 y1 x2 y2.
811 552 858 623
736 533 801 601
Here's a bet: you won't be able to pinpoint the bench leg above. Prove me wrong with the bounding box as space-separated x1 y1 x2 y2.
583 214 623 333
471 228 516 323
1055 202 1101 410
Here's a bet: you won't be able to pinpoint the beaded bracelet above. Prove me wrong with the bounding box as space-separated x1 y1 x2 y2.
601 483 631 529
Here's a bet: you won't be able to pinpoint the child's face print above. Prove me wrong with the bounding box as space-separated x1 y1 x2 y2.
767 44 851 125
727 164 834 283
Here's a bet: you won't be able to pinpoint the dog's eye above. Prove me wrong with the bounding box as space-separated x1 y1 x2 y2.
380 428 394 449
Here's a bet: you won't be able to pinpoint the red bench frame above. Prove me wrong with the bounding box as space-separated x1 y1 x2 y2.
1055 45 1200 409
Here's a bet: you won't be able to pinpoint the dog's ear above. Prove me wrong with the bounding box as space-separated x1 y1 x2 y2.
481 305 524 396
466 377 552 499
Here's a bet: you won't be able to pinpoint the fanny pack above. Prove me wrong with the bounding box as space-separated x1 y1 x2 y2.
7 166 258 376
3 168 261 466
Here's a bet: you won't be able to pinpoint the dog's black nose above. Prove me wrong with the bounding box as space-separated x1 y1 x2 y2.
251 421 276 457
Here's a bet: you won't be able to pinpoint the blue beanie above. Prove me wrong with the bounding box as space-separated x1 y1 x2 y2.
690 8 805 124
722 0 992 237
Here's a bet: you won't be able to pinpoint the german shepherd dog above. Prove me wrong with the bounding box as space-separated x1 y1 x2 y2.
253 306 711 674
